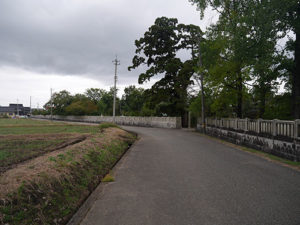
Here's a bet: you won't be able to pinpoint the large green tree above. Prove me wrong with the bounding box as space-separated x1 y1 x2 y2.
121 85 145 116
128 17 201 121
65 99 98 116
85 88 106 104
98 88 120 116
190 0 300 118
190 1 253 117
44 90 73 115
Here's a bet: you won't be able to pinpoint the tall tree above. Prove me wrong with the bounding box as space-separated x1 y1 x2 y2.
44 90 73 115
85 88 106 104
190 0 253 117
190 0 300 118
121 86 145 116
65 99 98 116
128 17 200 122
98 88 120 116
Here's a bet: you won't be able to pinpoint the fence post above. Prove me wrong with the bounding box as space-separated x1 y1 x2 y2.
245 118 248 132
235 118 238 130
272 119 278 137
294 119 300 139
257 118 261 134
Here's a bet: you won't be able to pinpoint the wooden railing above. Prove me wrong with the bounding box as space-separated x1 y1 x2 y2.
203 118 300 140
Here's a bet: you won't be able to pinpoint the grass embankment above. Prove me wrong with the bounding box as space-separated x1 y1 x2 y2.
200 133 300 171
0 119 136 224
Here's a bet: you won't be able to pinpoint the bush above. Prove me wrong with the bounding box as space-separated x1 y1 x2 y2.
98 122 119 131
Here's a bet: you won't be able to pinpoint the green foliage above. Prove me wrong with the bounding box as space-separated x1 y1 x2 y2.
129 17 201 118
0 139 133 225
98 122 119 131
65 99 98 116
98 88 120 116
85 88 105 103
44 90 73 115
0 118 136 225
41 88 122 116
263 93 293 120
0 139 64 167
31 109 48 115
0 114 9 118
102 173 115 182
120 85 145 116
140 103 155 116
0 119 99 135
189 0 299 119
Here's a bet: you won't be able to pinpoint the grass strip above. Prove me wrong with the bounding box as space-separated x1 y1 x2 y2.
0 125 100 135
199 132 300 171
0 130 136 225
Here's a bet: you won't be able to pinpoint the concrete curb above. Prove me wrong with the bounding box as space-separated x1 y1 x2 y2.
67 131 139 225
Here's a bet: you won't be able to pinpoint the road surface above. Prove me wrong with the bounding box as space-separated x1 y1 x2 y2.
73 126 300 225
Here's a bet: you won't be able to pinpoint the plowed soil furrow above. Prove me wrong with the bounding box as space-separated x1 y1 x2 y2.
0 135 88 174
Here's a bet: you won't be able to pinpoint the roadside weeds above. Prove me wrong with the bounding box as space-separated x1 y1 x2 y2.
196 132 300 172
0 127 136 225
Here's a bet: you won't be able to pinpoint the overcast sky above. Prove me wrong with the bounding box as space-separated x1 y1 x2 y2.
0 0 217 108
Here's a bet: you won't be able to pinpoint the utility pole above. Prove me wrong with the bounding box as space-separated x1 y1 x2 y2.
112 56 120 122
50 88 53 121
17 99 19 117
30 96 32 115
197 34 206 133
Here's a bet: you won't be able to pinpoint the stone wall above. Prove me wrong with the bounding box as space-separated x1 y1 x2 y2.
197 118 300 162
32 115 182 129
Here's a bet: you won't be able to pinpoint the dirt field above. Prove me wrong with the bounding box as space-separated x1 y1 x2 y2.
0 118 135 224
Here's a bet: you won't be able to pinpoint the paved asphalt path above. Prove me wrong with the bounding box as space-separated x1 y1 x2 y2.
77 126 300 225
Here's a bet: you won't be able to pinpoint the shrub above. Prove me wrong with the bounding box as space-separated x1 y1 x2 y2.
98 123 119 131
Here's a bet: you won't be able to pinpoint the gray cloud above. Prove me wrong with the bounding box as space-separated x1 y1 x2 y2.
0 0 208 86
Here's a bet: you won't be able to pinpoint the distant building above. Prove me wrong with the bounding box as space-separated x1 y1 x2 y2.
0 104 31 117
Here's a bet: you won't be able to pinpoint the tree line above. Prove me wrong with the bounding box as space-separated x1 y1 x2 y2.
33 86 159 117
129 0 299 120
37 0 299 122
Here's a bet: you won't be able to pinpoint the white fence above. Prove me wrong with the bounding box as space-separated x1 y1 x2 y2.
32 115 182 129
203 118 300 140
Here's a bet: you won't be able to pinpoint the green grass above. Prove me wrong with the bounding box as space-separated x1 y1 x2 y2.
0 118 101 167
0 119 123 135
0 118 100 135
0 139 67 167
0 118 137 224
200 133 300 170
0 118 55 126
1 138 135 225
0 125 100 135
99 122 119 131
239 145 300 168
102 173 115 182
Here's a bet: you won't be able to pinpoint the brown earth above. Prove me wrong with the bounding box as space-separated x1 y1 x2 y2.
0 133 89 173
0 127 130 199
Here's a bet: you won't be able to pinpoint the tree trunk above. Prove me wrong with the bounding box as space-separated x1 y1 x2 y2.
258 79 267 118
293 11 300 119
258 87 266 118
236 71 243 118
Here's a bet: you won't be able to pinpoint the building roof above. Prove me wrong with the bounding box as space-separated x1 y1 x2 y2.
0 106 15 113
9 104 24 108
0 104 31 114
